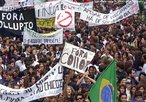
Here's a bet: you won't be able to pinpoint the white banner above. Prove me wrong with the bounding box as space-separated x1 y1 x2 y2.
23 28 63 45
0 0 34 11
55 9 75 31
80 0 139 25
34 0 63 4
61 0 93 13
0 63 63 102
35 0 93 18
35 0 61 18
59 42 95 73
34 0 49 4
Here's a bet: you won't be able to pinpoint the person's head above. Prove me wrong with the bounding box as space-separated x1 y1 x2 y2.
0 57 3 64
76 93 84 102
32 48 37 55
19 77 29 88
9 60 15 67
117 61 124 70
64 73 69 82
30 54 36 62
30 76 37 85
66 86 75 96
119 93 127 102
134 91 143 102
88 66 95 75
126 79 132 90
127 68 136 78
20 53 26 61
5 71 13 81
28 66 34 74
122 52 129 59
49 45 54 52
119 84 126 94
130 85 137 96
84 76 92 85
55 46 60 51
58 92 64 101
137 85 145 95
0 66 3 74
14 84 20 89
120 78 127 85
19 78 25 86
84 98 90 102
138 72 146 81
13 49 19 56
38 63 45 73
25 45 31 53
13 69 19 78
9 45 15 51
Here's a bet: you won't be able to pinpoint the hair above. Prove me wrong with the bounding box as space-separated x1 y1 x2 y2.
127 68 135 76
75 93 84 100
119 93 127 102
138 72 146 81
117 61 124 69
135 91 143 98
63 85 75 101
118 84 126 94
137 85 145 93
130 85 137 99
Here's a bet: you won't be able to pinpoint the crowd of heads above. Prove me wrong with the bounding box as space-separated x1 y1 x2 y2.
0 0 146 102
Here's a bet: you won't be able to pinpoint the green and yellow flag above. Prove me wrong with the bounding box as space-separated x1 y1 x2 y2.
89 60 117 102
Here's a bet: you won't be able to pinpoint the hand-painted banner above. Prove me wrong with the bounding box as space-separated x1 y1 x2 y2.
36 18 55 28
23 28 63 45
61 0 93 13
55 9 75 31
35 0 93 18
59 42 95 73
0 63 63 102
0 0 34 11
35 0 61 18
80 0 139 25
0 0 20 6
34 0 59 4
0 8 37 35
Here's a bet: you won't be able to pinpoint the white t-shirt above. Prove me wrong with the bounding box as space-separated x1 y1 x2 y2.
15 60 26 72
31 61 39 67
142 63 146 74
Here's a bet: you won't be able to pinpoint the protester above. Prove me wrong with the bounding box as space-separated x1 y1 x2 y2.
119 93 128 102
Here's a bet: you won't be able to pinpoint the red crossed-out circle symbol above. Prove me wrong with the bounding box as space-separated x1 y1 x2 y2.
57 11 72 27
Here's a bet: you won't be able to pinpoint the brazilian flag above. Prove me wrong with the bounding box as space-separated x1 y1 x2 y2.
89 60 117 102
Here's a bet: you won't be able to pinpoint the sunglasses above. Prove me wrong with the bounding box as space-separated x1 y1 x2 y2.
77 97 83 100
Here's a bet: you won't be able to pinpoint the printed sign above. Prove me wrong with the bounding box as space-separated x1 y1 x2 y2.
36 18 55 28
55 9 75 31
59 42 95 73
23 28 63 45
0 8 37 35
0 63 63 102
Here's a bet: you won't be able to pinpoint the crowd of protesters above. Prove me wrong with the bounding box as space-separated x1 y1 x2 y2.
0 0 146 102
